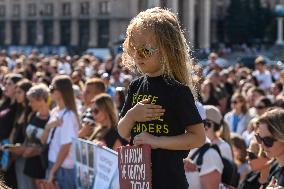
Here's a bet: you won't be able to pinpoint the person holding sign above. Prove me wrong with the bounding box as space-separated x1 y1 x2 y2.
118 7 206 189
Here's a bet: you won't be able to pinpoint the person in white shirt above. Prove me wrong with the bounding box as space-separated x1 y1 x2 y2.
252 56 272 92
41 75 79 189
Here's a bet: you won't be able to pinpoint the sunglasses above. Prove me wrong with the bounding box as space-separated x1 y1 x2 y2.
91 107 100 115
255 133 276 148
246 151 258 160
133 46 157 59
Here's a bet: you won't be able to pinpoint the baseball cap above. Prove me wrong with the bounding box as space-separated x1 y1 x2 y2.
204 105 223 125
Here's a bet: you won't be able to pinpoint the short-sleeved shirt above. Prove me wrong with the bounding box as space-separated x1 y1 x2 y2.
48 109 79 169
186 147 224 189
120 75 203 189
24 113 49 179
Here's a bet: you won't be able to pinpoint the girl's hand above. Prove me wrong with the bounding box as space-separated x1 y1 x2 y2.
128 99 165 122
46 118 63 130
183 158 198 172
133 132 159 149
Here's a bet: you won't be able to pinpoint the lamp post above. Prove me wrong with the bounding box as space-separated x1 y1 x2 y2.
275 5 284 45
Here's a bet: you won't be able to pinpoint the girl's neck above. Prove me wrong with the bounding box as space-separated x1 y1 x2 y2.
101 119 112 128
57 99 66 110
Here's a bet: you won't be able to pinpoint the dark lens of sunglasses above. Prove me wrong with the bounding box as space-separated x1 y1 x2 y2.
255 134 275 148
231 101 237 104
256 106 265 109
247 151 257 160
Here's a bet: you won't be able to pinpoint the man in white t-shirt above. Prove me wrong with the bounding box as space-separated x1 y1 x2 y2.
252 56 272 92
184 138 224 189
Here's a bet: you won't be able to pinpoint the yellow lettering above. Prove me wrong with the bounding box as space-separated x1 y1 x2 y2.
142 95 148 100
137 95 143 102
151 96 158 104
148 124 154 133
132 93 138 105
156 124 162 134
136 123 141 133
164 124 169 134
142 124 148 132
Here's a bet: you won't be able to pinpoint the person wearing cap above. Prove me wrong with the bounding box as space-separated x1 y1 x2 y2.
101 72 116 98
203 105 233 161
252 56 272 92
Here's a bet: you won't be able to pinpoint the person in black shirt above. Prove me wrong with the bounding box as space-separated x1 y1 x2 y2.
118 7 205 189
8 79 33 189
88 93 127 150
0 73 22 189
22 84 51 188
239 139 271 189
255 108 284 187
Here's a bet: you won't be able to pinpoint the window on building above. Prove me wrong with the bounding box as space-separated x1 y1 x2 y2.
99 1 110 14
0 5 5 17
80 2 89 15
27 21 36 45
98 19 109 47
28 3 36 16
0 21 5 45
43 20 53 45
60 20 71 45
12 4 20 17
44 3 53 16
79 20 90 48
62 2 71 16
12 21 20 45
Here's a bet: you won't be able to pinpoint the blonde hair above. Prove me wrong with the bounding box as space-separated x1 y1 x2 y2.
122 7 196 97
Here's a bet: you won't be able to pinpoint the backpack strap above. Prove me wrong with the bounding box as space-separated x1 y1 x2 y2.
190 143 211 172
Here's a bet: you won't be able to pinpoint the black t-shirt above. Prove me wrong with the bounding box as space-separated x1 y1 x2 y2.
268 162 284 187
120 75 202 189
239 171 263 189
0 100 18 141
23 113 49 179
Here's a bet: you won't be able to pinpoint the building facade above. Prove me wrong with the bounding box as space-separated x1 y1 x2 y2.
0 0 277 50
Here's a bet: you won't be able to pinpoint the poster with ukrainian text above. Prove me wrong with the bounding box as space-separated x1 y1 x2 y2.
118 145 152 189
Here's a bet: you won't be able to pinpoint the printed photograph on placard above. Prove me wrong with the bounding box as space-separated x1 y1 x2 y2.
87 142 94 169
76 140 81 162
81 141 88 165
76 164 83 189
88 169 95 189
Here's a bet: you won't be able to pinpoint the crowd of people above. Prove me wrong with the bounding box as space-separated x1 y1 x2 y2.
0 6 283 189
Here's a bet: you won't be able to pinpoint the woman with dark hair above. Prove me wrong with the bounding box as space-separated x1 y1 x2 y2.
8 79 33 189
231 134 250 182
41 75 79 189
114 87 126 113
89 93 127 150
224 93 252 135
0 73 22 188
255 97 273 116
200 80 219 107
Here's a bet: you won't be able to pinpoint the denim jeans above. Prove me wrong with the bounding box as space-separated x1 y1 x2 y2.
47 161 75 189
